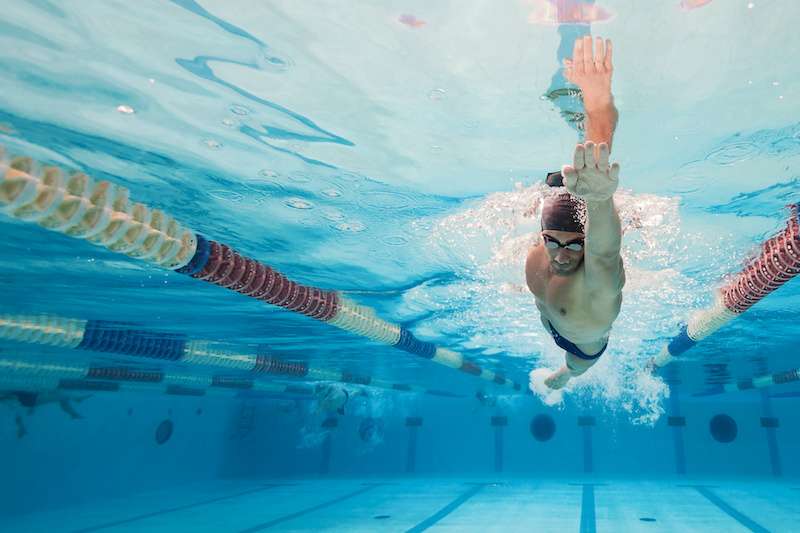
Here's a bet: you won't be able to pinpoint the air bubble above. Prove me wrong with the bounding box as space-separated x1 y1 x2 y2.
321 208 345 221
286 198 314 209
116 105 134 114
208 190 243 202
261 50 294 72
361 191 412 210
202 139 223 150
229 104 251 116
428 88 446 101
221 118 238 128
337 171 362 182
382 235 408 246
321 187 343 198
258 169 280 179
430 145 443 153
288 172 312 183
334 220 366 232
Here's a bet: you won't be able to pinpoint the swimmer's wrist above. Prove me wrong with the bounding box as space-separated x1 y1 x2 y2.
586 197 615 209
583 95 615 114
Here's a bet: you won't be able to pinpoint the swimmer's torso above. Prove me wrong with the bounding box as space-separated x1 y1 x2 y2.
525 245 621 353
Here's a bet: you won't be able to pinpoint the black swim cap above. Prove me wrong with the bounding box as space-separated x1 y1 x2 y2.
541 170 585 233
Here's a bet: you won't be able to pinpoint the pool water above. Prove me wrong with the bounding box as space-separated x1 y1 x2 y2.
1 1 799 531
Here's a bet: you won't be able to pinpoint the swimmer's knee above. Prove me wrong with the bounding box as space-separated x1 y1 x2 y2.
566 354 596 376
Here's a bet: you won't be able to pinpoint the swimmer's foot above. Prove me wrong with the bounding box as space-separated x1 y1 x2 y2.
544 366 572 390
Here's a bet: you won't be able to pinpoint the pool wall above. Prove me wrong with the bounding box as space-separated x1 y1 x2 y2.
3 386 798 518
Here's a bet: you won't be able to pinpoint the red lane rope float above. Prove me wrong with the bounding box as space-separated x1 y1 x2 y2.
722 204 800 313
253 355 309 377
86 366 163 382
184 237 338 321
0 146 518 392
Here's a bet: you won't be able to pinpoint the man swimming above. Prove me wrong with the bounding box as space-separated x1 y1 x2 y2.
0 389 90 438
526 36 624 393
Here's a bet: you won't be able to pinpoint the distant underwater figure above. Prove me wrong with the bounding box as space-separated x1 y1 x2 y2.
315 384 350 415
473 390 498 411
680 0 713 10
0 390 91 438
527 0 614 25
358 417 384 446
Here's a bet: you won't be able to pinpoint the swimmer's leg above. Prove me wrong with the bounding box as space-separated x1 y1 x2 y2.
544 352 600 390
59 400 84 420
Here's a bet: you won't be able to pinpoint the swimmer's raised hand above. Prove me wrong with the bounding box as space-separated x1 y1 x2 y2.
562 141 619 202
564 36 613 112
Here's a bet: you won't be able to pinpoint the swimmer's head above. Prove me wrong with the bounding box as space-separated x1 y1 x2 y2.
541 171 585 276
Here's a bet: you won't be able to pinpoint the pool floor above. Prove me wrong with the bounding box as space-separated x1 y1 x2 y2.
5 478 799 532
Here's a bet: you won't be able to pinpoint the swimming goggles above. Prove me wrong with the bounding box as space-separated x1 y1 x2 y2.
543 234 584 252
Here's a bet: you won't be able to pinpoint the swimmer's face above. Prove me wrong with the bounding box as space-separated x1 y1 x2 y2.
541 230 585 275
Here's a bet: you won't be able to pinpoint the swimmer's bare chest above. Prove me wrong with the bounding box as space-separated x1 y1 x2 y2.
525 247 618 346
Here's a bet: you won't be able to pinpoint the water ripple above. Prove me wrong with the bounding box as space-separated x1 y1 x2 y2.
360 191 412 210
705 141 759 165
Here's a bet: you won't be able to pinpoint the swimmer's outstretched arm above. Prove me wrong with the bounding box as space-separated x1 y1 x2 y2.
564 36 618 150
563 142 625 296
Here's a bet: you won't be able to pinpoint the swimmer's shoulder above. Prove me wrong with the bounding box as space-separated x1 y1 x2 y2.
525 244 548 297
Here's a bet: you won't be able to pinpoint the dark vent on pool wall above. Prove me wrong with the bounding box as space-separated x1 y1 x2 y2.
709 414 737 443
155 419 173 445
530 414 556 442
405 417 423 473
491 416 508 473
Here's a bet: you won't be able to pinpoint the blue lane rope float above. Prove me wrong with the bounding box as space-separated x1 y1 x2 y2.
0 146 521 391
692 367 800 397
0 355 313 397
0 314 464 398
649 204 800 369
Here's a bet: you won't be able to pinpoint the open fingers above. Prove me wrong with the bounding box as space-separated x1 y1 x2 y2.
604 39 613 71
562 165 578 192
583 141 596 168
582 35 594 72
597 142 610 170
609 162 620 182
573 144 586 170
573 38 585 75
594 37 604 70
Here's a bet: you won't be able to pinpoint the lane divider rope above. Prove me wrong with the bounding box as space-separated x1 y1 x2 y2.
0 145 520 391
0 314 463 398
649 204 800 369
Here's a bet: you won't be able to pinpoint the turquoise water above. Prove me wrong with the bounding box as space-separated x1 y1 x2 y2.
1 1 799 531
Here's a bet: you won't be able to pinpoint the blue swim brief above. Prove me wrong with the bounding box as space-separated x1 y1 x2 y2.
547 321 607 360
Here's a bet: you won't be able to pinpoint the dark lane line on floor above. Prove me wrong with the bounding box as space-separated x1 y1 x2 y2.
239 483 383 532
690 486 771 533
569 483 604 533
580 484 596 533
406 483 488 533
73 484 288 533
